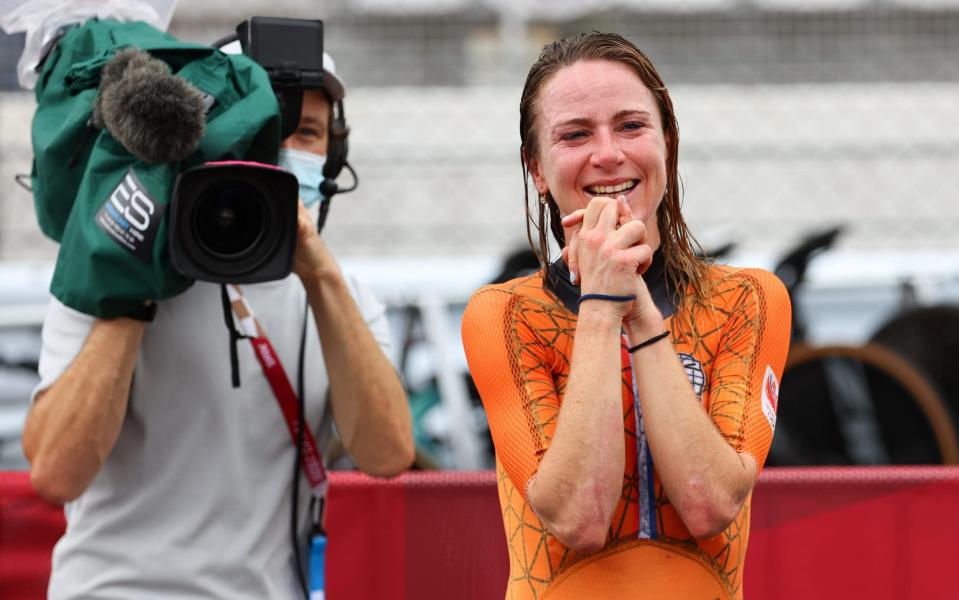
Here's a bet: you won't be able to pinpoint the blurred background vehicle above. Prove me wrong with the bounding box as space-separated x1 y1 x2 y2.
2 0 959 470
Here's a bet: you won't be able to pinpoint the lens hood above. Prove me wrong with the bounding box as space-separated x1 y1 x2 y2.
169 161 298 283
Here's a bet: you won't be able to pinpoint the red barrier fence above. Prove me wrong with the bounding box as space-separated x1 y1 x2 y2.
3 467 959 599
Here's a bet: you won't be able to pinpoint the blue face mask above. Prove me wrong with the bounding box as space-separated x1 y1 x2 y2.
278 148 327 207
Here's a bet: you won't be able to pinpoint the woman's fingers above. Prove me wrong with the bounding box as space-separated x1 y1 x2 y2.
611 219 647 249
561 209 585 284
582 195 628 233
617 195 633 227
559 196 639 285
567 239 578 284
625 243 655 275
612 222 654 275
561 195 631 229
610 196 654 273
563 198 615 284
560 209 585 229
597 198 621 232
635 247 654 275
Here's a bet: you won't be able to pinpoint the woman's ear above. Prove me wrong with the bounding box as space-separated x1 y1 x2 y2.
523 149 548 196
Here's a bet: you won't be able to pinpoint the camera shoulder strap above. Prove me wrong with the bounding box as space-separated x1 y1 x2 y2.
226 284 328 497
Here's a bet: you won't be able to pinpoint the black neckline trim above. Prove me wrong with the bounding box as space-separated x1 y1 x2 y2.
545 250 677 319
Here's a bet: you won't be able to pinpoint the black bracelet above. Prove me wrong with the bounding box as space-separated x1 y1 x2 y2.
627 331 670 353
578 293 636 304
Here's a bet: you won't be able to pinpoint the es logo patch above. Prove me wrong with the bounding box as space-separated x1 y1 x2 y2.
761 365 779 431
95 168 164 262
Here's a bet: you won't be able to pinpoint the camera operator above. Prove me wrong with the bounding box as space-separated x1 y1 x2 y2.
20 25 414 600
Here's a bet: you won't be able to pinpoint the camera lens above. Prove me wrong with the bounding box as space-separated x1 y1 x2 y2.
193 182 268 258
170 162 298 283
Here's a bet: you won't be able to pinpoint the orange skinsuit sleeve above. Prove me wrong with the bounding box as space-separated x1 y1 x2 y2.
703 269 791 470
461 288 564 499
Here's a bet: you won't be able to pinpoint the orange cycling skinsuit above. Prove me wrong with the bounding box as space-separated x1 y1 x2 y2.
462 252 791 599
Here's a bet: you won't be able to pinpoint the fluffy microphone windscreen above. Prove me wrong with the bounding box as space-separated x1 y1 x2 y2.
92 48 207 164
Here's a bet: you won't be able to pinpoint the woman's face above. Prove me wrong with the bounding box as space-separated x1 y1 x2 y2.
528 59 669 247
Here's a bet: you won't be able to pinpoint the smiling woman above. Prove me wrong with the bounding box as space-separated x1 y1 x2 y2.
526 60 668 251
462 32 792 600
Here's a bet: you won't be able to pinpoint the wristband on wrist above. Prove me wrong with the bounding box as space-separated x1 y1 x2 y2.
627 331 669 353
578 293 636 304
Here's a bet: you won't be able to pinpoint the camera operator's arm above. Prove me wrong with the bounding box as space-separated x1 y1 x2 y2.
23 316 144 504
292 203 414 477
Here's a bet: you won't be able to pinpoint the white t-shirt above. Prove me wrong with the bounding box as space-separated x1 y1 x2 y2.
35 275 391 600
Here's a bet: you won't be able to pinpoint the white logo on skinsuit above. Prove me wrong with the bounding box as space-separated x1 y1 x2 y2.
678 353 705 398
761 365 779 431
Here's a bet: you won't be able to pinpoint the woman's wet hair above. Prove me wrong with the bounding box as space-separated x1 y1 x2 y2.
519 31 710 305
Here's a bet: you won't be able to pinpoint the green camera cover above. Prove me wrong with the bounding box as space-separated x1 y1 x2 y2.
32 18 281 318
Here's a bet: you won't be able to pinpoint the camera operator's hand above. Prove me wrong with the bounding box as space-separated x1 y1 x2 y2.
292 197 414 476
292 200 338 284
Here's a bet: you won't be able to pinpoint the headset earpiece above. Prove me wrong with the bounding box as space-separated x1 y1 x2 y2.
317 99 350 232
322 99 349 183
